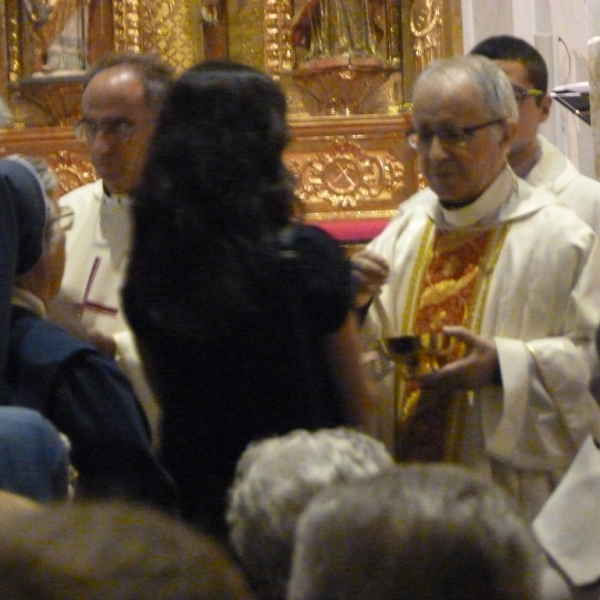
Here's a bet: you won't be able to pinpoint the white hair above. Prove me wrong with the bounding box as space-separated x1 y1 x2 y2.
414 54 519 121
226 427 394 600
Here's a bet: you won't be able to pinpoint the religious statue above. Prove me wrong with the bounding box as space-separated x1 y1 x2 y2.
291 0 385 62
22 0 87 73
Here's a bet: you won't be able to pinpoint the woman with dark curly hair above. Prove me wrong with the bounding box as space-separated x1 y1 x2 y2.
122 61 375 537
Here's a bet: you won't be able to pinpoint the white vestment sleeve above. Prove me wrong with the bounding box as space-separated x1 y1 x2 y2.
533 435 600 587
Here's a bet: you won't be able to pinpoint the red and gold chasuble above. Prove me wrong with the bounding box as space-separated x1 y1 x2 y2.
395 220 509 462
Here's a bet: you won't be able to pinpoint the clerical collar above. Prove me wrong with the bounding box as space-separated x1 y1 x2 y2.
437 167 515 228
11 287 46 318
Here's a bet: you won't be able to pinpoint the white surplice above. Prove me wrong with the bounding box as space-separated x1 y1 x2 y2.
528 135 600 235
58 180 160 444
533 434 600 598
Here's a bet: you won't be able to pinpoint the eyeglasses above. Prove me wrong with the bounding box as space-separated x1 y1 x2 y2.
48 205 75 232
74 118 152 143
407 118 506 150
512 85 544 104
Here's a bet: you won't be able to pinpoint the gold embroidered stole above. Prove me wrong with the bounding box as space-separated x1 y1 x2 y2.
395 220 509 462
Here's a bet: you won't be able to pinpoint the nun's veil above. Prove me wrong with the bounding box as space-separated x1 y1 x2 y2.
0 158 47 400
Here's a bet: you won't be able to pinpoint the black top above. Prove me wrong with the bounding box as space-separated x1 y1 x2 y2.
156 224 353 536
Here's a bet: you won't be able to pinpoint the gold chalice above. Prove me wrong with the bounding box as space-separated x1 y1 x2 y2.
380 333 463 379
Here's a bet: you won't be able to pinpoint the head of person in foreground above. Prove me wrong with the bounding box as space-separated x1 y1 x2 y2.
0 500 254 600
287 463 541 600
226 427 395 600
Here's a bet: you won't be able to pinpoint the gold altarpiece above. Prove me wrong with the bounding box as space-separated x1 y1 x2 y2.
0 0 462 235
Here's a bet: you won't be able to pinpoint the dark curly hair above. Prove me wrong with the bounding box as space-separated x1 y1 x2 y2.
123 61 297 343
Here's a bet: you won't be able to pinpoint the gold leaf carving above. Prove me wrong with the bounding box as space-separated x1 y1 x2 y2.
140 0 196 71
48 149 97 194
410 0 443 75
263 0 293 78
290 140 404 208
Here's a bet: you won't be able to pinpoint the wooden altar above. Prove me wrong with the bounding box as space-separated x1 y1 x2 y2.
0 0 463 242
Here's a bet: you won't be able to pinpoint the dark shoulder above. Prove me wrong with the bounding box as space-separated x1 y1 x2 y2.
9 308 128 385
280 224 352 332
10 307 97 356
285 223 348 267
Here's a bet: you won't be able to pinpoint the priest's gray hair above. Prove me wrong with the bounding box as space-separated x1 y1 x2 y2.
226 427 394 600
414 54 519 121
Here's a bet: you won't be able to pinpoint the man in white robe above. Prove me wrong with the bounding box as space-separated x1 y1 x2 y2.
358 55 600 522
531 329 600 600
55 53 174 444
526 134 600 233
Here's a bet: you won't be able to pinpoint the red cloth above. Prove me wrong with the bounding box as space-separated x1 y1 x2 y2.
312 219 389 242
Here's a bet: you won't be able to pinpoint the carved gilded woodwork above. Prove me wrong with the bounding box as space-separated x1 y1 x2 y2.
17 77 84 126
261 0 404 116
262 0 403 76
3 0 199 125
137 0 200 70
0 126 96 195
51 149 97 192
227 0 272 71
291 59 398 116
3 0 461 114
410 0 442 76
5 0 21 84
262 0 294 77
0 0 462 234
292 138 404 211
287 113 417 221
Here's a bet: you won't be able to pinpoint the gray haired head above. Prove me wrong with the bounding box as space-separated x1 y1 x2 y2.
414 54 519 121
226 427 394 600
288 463 540 600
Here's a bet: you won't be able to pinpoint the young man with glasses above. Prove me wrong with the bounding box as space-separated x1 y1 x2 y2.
52 52 175 445
357 55 600 523
471 35 600 233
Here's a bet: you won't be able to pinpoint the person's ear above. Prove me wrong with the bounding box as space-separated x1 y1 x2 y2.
501 118 518 146
537 94 552 124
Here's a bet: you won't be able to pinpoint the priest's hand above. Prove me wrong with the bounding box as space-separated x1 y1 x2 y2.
419 326 500 392
351 249 389 308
